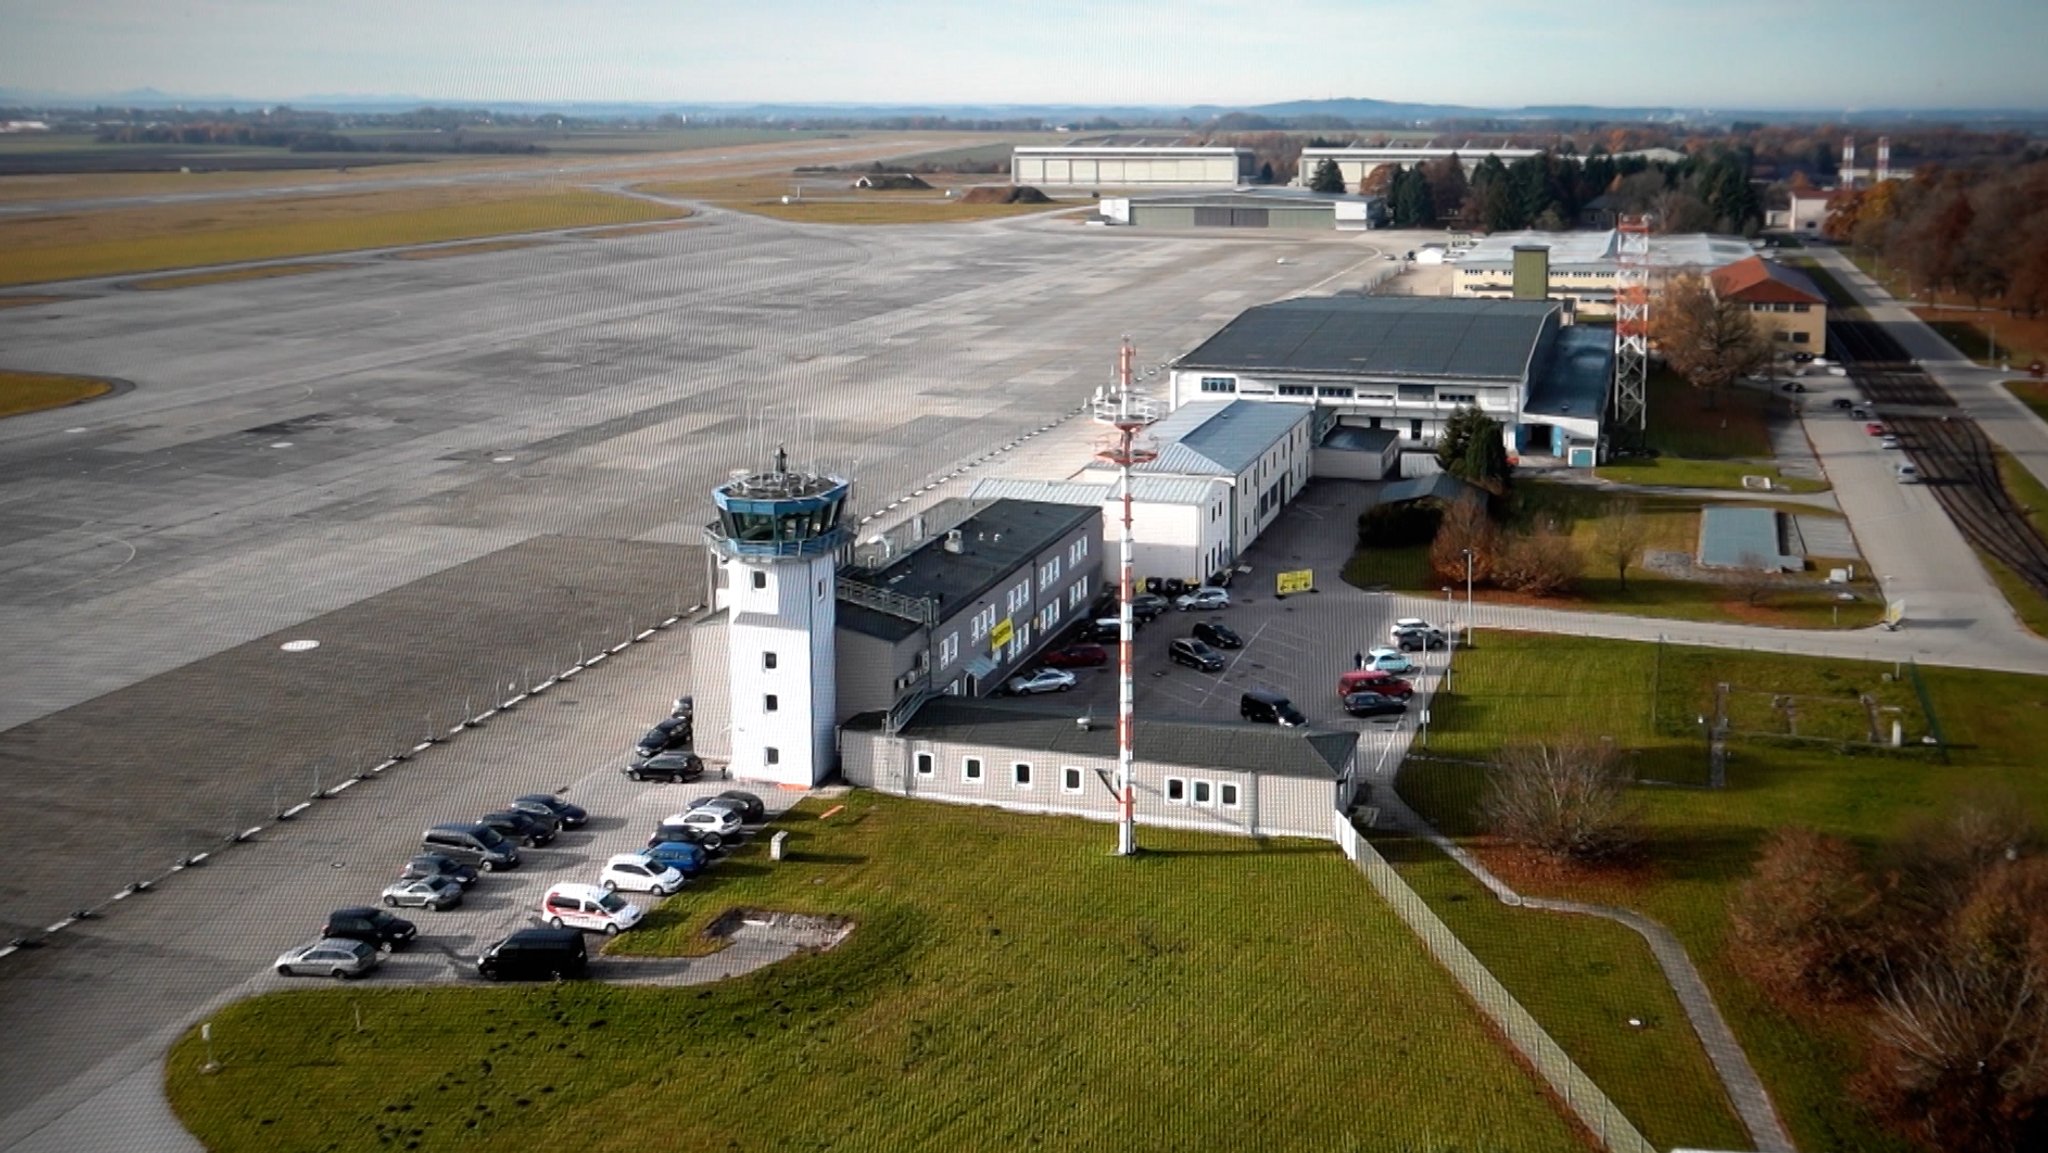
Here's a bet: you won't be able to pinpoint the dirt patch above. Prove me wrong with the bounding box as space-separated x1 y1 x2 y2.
958 184 1050 204
1469 838 1656 906
704 907 855 951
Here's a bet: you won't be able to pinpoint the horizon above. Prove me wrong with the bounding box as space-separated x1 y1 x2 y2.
4 0 2046 114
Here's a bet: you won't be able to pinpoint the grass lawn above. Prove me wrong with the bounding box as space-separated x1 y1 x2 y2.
1396 631 2048 1153
632 175 1066 224
0 187 688 286
0 369 113 418
122 261 357 290
1343 484 1881 630
2005 378 2048 424
1599 371 1826 493
168 794 1586 1153
1370 830 1750 1153
1981 448 2048 635
1595 456 1827 493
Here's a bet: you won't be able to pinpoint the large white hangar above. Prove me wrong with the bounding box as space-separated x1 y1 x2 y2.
1099 187 1387 230
1012 145 1255 188
1294 144 1544 188
1168 296 1614 468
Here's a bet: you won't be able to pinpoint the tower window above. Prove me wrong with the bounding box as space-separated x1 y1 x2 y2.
763 652 778 670
765 747 780 765
752 571 767 590
764 694 778 712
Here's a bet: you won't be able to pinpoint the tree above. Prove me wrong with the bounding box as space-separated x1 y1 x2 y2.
1653 272 1774 406
1437 404 1512 492
1429 498 1498 587
1592 499 1650 590
1308 158 1346 194
1493 524 1580 596
1435 404 1482 473
1257 160 1275 185
1730 826 1887 1002
1479 739 1641 863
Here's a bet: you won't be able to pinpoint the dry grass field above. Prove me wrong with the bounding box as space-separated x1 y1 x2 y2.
0 370 113 418
632 175 1064 224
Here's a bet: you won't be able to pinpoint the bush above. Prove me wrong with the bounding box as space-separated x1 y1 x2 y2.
1494 526 1581 596
1429 499 1498 585
1357 500 1442 548
1479 739 1641 863
1729 826 1888 1003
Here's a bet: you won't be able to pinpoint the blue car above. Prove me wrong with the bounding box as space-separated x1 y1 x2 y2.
644 840 708 877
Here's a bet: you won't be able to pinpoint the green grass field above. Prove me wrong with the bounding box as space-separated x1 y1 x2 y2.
1370 831 1750 1152
1396 631 2048 1153
1 189 687 286
1599 371 1826 493
2006 378 2048 424
0 370 114 418
1983 448 2048 634
168 794 1586 1153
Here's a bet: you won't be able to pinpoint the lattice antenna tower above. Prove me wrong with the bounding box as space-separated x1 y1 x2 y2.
1092 336 1158 858
1612 215 1653 433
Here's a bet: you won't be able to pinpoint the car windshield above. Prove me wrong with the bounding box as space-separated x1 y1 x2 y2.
472 826 508 848
597 892 628 913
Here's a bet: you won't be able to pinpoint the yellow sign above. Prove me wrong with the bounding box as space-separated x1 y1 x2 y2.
990 617 1014 649
1275 569 1315 596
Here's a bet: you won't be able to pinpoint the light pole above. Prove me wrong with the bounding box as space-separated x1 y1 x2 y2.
1461 548 1474 619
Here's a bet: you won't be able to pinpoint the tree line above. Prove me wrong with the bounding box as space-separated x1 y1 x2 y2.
1826 157 2048 316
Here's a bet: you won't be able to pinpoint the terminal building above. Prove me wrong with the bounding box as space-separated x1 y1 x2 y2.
1451 229 1758 317
1168 295 1613 467
1012 145 1256 189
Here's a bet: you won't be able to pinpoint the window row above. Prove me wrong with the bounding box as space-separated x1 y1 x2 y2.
1165 776 1241 809
915 752 1084 793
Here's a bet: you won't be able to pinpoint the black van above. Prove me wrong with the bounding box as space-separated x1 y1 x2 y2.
477 927 588 981
422 822 521 872
1240 690 1307 727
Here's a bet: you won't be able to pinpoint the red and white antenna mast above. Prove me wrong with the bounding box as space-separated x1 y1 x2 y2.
1875 136 1891 184
1613 215 1652 433
1093 336 1158 857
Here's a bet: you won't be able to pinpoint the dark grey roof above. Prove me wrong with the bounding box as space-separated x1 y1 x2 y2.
1321 425 1401 452
836 600 923 643
1522 323 1613 420
1176 296 1559 380
1363 473 1485 509
837 499 1099 632
844 696 1354 781
1123 187 1378 209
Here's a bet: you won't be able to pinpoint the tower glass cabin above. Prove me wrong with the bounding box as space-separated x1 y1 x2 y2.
707 449 851 788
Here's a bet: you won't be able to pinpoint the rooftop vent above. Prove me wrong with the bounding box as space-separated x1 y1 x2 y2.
943 530 965 554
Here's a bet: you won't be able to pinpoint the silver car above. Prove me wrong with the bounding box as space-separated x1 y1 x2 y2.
275 937 382 980
381 875 464 911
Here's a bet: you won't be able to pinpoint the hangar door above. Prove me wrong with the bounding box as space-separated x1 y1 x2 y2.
1194 206 1270 227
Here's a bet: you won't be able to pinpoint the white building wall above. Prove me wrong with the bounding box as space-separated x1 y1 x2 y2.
1169 370 1524 454
724 552 837 787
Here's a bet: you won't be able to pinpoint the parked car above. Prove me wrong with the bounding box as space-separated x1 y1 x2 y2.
714 789 767 822
1240 690 1307 727
275 937 381 980
1043 643 1109 668
1831 397 1855 410
1129 593 1169 622
685 795 749 823
321 906 418 951
1880 435 1902 450
627 751 705 783
644 839 709 877
634 717 692 760
1084 618 1123 643
1005 667 1077 696
1174 587 1231 612
599 852 685 896
1343 693 1410 718
477 927 587 981
1865 422 1888 436
380 875 464 911
1396 626 1448 652
1168 637 1226 672
670 695 694 719
478 809 557 847
1792 351 1815 363
1896 462 1921 484
1366 648 1416 676
1339 669 1414 700
511 793 588 829
646 821 726 852
421 823 520 872
541 883 642 935
662 806 743 841
399 852 478 888
1192 621 1243 649
1389 617 1435 640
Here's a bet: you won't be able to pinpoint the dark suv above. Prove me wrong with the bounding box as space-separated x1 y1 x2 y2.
399 852 478 888
1192 621 1243 649
627 751 704 783
1129 594 1169 622
478 809 557 847
511 793 588 829
633 716 693 760
1240 690 1307 727
1168 637 1225 672
478 928 588 982
322 906 418 951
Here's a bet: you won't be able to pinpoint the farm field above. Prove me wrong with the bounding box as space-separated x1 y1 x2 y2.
168 794 1588 1153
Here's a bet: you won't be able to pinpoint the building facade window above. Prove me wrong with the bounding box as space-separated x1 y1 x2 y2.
751 571 767 589
764 694 778 712
763 651 778 670
1165 777 1186 804
1062 767 1083 793
1318 385 1354 398
1068 579 1088 610
939 632 959 666
1069 536 1089 565
971 604 997 641
1192 780 1213 806
1039 556 1060 591
915 752 934 776
1199 376 1237 394
1440 392 1476 404
1793 303 1811 313
1220 782 1240 808
963 756 983 783
765 747 780 765
1277 384 1314 397
1013 762 1032 788
1792 332 1811 344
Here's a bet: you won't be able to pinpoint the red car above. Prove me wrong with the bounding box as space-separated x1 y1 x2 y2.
1337 669 1414 700
1043 644 1109 669
1864 422 1887 436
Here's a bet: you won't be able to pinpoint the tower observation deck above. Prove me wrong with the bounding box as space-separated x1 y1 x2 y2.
708 447 851 561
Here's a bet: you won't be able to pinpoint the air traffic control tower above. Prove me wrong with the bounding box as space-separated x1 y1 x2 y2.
706 449 851 788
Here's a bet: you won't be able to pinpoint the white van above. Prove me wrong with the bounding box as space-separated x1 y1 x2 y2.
1895 462 1921 484
540 883 642 935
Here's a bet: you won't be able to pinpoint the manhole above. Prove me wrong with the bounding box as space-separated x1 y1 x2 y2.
280 639 320 652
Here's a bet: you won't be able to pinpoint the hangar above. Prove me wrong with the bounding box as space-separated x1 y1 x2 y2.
1099 187 1386 231
1294 144 1543 188
1012 145 1255 189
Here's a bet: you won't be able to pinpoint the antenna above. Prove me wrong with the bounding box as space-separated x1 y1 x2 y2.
1093 336 1159 858
1613 215 1653 435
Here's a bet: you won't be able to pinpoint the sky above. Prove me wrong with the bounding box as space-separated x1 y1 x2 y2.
3 0 2045 111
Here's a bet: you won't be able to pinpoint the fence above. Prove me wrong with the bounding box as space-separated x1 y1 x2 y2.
1332 811 1658 1153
